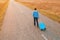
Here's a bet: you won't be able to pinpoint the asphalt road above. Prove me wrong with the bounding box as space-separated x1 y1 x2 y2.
0 0 60 40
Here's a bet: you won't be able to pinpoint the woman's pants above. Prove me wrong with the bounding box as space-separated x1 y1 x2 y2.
34 17 38 27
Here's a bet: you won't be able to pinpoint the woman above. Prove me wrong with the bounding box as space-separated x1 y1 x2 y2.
32 8 39 27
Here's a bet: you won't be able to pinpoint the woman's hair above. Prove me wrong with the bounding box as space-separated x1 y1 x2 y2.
34 8 37 10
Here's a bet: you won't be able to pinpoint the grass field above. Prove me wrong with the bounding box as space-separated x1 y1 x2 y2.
15 0 60 23
0 0 9 31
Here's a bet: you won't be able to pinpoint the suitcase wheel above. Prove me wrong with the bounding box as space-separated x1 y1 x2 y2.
41 28 46 31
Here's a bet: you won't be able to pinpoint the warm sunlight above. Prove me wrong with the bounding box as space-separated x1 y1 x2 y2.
0 0 60 40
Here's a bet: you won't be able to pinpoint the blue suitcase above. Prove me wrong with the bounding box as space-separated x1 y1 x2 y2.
39 22 46 31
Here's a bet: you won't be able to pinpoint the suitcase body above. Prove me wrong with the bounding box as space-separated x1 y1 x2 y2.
39 22 46 31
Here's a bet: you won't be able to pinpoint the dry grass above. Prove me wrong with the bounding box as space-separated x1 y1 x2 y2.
15 0 60 23
0 0 9 31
